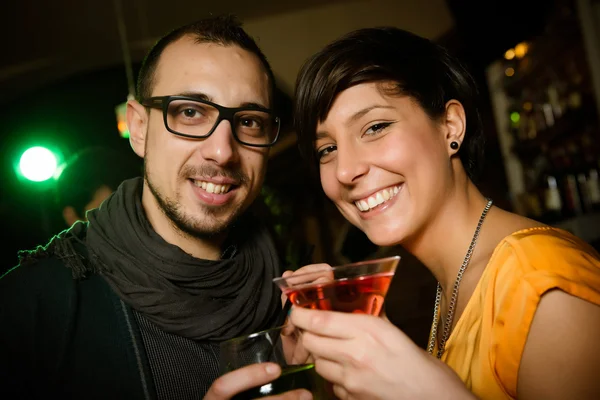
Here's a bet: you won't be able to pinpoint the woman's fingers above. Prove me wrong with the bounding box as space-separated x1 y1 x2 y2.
285 264 334 286
290 307 375 339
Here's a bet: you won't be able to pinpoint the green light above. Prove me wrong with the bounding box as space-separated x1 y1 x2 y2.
115 102 130 139
19 146 58 182
510 112 520 124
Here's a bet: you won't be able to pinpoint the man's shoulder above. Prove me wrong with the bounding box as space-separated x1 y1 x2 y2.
1 223 94 294
0 255 83 353
0 255 78 300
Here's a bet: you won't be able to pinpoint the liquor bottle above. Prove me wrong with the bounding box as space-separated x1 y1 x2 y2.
532 96 547 139
587 169 600 210
577 173 592 212
507 101 523 142
565 60 583 110
519 89 538 142
546 73 565 119
544 175 563 222
580 131 597 168
521 166 544 219
540 75 557 128
564 174 583 217
565 141 585 216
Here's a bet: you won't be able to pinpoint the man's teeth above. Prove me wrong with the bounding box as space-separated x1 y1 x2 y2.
193 180 232 194
355 186 400 212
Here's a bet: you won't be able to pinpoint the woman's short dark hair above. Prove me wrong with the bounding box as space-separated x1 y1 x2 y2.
294 27 485 181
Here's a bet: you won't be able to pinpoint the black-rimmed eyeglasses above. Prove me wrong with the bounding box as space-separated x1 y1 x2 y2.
141 96 281 147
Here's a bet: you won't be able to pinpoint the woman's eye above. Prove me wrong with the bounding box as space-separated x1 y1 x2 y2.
317 145 337 161
364 122 392 136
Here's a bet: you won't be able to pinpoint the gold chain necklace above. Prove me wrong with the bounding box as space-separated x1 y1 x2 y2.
427 199 493 359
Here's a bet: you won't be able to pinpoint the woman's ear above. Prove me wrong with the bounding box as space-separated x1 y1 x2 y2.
443 100 467 156
127 99 148 158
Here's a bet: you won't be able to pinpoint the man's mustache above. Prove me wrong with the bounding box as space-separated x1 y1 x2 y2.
181 164 248 185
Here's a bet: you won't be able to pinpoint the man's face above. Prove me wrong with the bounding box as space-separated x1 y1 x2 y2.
137 37 271 238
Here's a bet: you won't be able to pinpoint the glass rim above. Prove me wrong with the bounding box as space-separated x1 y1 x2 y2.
220 324 289 347
272 255 400 286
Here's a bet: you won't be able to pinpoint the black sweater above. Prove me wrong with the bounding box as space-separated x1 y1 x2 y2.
0 256 156 399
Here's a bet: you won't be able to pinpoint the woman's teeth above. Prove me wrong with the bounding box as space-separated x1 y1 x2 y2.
193 180 232 194
355 186 400 212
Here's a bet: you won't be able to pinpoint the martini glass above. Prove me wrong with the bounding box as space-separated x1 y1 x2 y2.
273 256 400 315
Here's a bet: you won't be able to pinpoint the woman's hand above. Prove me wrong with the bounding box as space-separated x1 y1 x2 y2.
278 264 335 367
280 264 334 307
289 307 476 400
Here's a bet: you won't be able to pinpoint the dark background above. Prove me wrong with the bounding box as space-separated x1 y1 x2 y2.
0 0 555 272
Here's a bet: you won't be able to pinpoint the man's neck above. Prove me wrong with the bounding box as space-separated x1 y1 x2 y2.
141 184 224 261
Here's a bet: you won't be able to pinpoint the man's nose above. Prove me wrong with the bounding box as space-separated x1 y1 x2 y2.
199 120 238 166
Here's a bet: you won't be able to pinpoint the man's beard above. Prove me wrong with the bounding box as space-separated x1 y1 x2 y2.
144 161 249 240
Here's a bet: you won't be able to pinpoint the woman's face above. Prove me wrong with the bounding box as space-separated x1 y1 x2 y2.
315 82 460 246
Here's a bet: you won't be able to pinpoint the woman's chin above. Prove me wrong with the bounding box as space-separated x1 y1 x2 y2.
365 227 405 248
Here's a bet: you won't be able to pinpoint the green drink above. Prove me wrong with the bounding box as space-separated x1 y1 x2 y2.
220 326 337 399
232 364 332 400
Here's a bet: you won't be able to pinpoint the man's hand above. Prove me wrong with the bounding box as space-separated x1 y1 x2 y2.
204 363 312 400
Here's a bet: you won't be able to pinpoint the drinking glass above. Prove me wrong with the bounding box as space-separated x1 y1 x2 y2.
219 325 333 399
273 256 400 315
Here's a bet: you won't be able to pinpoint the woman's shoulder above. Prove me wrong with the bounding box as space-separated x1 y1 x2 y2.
506 225 594 246
485 226 600 330
487 226 600 397
481 224 600 308
495 226 600 276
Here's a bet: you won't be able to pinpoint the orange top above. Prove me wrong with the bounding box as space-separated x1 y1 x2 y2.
438 227 600 399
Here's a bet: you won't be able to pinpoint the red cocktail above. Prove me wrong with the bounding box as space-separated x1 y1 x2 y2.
274 256 400 315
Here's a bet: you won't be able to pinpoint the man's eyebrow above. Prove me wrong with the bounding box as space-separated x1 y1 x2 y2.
174 93 268 109
175 91 212 102
238 101 269 110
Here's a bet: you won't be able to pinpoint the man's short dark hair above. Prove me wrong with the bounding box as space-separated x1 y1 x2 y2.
136 15 276 105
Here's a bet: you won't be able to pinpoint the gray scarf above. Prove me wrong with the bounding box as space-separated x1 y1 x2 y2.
19 177 282 341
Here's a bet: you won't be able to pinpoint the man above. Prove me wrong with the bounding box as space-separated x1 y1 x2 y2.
1 16 305 400
56 146 142 226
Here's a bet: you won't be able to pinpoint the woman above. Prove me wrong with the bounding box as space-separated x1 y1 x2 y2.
288 27 600 399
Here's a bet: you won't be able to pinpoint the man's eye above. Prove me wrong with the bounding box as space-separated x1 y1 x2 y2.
240 118 261 128
182 109 199 118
